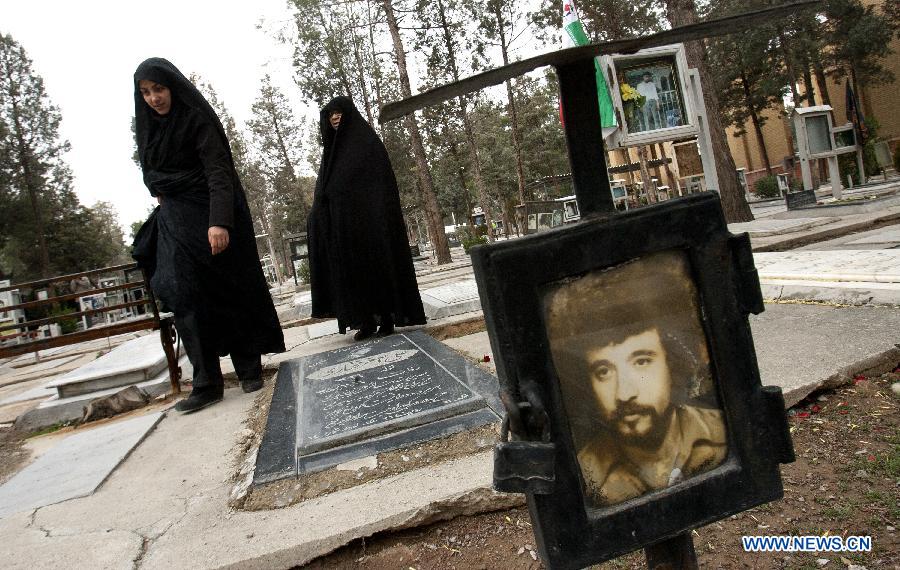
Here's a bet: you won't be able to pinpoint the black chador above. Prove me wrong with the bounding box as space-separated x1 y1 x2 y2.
308 97 426 340
131 58 285 413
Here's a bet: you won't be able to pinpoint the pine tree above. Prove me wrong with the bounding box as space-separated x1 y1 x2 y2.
247 76 309 285
663 0 754 222
380 0 452 263
0 33 67 277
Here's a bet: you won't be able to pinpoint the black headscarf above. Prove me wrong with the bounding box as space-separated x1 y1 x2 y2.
131 57 285 357
134 58 231 166
307 96 426 332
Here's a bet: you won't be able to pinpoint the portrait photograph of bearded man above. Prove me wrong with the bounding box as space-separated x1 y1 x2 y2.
544 251 728 508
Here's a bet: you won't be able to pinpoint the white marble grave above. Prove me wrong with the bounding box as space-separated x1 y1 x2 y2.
419 278 483 320
754 250 900 283
293 291 313 320
845 227 900 246
46 333 168 398
728 217 832 237
0 411 163 519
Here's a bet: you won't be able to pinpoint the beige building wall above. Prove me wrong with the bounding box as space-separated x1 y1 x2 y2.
726 108 794 174
726 0 899 177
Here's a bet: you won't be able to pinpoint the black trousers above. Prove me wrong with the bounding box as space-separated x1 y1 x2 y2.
175 311 262 392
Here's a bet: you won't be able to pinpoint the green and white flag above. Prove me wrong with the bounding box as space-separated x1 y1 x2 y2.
562 0 618 138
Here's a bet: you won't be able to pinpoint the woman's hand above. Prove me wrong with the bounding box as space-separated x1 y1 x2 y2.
208 226 230 255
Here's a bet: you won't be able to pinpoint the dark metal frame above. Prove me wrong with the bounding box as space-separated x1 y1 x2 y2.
472 193 794 568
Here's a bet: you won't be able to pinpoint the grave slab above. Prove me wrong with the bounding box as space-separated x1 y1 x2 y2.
14 356 190 433
728 217 831 237
47 333 168 398
844 227 900 246
754 250 900 283
255 331 502 484
307 319 339 340
0 411 163 519
419 278 483 320
293 291 313 319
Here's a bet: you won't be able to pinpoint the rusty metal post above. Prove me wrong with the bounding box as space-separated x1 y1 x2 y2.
645 532 700 570
141 269 181 395
159 317 182 395
554 58 616 218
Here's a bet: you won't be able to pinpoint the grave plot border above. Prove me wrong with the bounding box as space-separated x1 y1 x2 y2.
254 331 504 485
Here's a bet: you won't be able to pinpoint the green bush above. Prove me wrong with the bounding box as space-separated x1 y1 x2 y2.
297 259 310 284
49 305 78 334
753 175 781 198
894 144 900 172
457 225 488 254
839 117 883 185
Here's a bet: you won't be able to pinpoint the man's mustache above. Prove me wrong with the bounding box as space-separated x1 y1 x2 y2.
613 402 658 422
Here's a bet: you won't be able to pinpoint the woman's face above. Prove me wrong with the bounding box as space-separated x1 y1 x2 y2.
329 110 342 130
139 79 172 115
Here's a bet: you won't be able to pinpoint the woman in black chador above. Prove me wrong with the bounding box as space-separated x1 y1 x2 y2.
308 97 426 340
132 58 285 413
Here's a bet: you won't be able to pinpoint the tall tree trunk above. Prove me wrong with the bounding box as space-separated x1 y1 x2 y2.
367 0 385 111
435 0 494 242
812 56 831 106
9 100 50 277
637 145 655 202
381 0 451 264
346 5 375 126
492 3 527 208
665 0 753 222
777 28 801 105
741 72 772 175
801 55 816 105
259 214 284 285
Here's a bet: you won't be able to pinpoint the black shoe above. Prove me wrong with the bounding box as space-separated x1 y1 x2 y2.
375 324 395 338
354 325 376 341
175 388 223 413
241 378 263 393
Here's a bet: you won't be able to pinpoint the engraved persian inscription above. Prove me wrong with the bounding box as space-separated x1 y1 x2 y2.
296 334 484 454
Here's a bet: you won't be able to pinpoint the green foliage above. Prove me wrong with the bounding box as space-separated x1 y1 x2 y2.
0 34 127 280
753 176 781 198
297 259 310 285
894 144 900 172
530 0 662 42
456 225 487 254
48 304 78 334
824 0 898 88
838 118 882 185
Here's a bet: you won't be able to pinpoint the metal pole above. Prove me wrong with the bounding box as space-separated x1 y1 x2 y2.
645 532 700 569
555 59 615 217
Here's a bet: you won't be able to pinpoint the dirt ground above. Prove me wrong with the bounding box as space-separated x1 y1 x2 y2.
301 369 900 570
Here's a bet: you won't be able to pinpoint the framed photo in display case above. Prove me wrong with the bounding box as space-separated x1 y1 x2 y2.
472 193 794 569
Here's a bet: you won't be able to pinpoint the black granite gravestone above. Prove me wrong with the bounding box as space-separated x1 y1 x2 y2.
254 331 503 485
786 189 817 209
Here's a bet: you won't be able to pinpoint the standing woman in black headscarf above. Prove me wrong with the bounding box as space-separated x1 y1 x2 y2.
308 97 426 340
132 58 285 413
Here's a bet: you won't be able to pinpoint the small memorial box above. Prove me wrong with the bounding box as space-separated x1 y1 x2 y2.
472 193 794 569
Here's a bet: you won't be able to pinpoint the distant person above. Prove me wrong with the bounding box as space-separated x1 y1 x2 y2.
636 72 660 131
544 252 727 506
131 58 285 413
308 97 426 341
